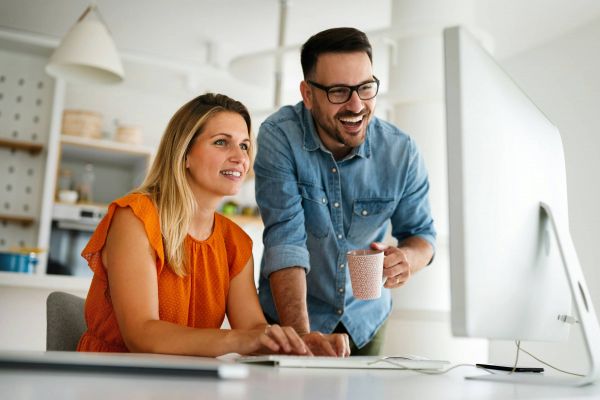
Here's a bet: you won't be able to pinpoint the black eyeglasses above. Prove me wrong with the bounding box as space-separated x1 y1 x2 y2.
307 76 380 104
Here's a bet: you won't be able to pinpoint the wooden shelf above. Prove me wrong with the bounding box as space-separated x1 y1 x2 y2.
60 135 153 155
60 135 153 168
0 138 44 154
0 214 35 225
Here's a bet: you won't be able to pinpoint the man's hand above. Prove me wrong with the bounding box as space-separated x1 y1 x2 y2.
300 331 350 357
371 242 412 289
371 237 434 289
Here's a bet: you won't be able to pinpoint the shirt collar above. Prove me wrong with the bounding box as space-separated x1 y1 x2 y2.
301 102 372 160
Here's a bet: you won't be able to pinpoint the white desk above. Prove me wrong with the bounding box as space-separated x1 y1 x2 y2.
1 363 598 400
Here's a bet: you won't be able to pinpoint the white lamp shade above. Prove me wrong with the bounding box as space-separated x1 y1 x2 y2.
46 18 124 84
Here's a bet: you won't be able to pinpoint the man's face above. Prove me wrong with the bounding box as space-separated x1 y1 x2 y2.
301 51 376 159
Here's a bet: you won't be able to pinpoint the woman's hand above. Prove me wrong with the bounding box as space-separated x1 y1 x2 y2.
239 324 310 355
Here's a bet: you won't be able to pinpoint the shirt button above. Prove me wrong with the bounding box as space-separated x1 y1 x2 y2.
333 202 340 208
339 264 345 269
337 234 342 239
361 210 368 216
338 288 344 293
337 309 343 315
331 167 337 173
322 198 327 204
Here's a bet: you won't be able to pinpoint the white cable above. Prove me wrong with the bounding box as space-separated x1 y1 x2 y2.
368 358 491 376
513 341 584 377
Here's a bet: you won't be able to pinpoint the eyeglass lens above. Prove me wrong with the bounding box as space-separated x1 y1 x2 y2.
328 81 378 103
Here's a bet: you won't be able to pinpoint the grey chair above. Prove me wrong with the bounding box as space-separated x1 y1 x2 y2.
46 291 86 351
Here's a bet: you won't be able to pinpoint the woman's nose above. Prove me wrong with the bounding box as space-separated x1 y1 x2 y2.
229 146 247 162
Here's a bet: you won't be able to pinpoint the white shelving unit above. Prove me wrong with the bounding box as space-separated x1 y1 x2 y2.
57 135 153 205
0 28 156 290
0 28 60 284
0 27 261 291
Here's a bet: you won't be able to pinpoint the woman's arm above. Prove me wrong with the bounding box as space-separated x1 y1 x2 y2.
103 207 306 356
226 256 308 355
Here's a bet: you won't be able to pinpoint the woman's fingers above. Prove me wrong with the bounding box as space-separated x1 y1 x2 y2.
282 326 308 354
259 325 280 352
259 324 307 354
265 324 291 353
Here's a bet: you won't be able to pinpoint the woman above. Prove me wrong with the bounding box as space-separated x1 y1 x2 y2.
77 93 308 356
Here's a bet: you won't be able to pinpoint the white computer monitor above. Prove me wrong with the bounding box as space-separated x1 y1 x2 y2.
444 26 600 385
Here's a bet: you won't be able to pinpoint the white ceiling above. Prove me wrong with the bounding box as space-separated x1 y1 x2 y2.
1 0 600 67
1 0 600 111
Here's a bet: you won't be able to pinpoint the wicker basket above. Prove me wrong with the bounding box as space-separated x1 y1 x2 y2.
115 125 142 144
61 110 103 139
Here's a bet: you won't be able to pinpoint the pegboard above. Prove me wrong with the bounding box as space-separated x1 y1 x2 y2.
0 48 54 251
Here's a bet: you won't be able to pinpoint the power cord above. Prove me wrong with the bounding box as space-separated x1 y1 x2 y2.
511 340 584 377
367 358 492 376
369 341 585 378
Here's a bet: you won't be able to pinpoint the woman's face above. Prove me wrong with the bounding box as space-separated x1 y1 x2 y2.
185 111 250 200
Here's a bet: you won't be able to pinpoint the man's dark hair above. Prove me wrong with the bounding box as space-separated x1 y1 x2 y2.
300 27 373 79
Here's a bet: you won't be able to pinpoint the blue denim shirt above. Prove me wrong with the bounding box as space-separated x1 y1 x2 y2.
254 102 436 348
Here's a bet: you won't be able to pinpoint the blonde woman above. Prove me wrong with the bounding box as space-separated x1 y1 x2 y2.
77 93 308 357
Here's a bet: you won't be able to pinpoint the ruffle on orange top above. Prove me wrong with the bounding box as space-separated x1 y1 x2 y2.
77 193 252 352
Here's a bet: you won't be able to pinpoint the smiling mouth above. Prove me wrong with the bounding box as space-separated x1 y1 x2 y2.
220 170 242 177
338 113 366 129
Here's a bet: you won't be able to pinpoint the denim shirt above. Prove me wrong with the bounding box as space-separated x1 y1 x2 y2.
254 102 436 348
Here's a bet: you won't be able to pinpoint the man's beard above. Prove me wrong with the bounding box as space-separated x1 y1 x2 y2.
311 103 369 148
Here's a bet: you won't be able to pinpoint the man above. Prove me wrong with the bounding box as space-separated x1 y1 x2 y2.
254 27 436 356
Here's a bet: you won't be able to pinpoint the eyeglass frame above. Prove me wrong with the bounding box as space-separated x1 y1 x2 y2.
306 76 380 104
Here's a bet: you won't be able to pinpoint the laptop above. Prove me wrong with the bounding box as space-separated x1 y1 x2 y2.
0 351 248 380
237 354 450 370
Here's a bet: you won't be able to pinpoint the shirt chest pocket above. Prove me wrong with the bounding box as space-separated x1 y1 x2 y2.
347 198 396 240
299 184 330 238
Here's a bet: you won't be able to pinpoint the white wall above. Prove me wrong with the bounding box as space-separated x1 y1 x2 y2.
488 17 600 374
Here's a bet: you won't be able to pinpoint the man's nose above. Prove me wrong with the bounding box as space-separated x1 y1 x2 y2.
346 90 363 112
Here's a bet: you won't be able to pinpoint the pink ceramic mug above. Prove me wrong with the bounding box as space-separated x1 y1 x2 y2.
346 249 385 300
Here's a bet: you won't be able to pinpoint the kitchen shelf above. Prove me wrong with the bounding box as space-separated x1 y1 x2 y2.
60 135 153 167
0 214 35 225
0 270 90 292
0 138 44 154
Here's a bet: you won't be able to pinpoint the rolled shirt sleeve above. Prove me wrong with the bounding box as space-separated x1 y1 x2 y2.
391 137 437 253
254 119 311 278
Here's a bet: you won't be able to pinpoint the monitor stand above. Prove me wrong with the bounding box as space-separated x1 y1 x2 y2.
467 202 600 387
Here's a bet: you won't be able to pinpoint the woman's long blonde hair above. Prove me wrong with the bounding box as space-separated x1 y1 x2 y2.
135 93 251 276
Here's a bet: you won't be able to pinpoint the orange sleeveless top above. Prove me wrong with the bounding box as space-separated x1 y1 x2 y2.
77 193 252 352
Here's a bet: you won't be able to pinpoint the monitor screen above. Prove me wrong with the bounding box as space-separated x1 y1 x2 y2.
443 26 573 342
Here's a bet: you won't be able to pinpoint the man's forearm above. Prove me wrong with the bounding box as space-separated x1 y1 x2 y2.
398 236 434 273
269 267 310 335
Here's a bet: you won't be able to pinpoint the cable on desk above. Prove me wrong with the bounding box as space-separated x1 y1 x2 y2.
367 358 490 376
511 340 584 377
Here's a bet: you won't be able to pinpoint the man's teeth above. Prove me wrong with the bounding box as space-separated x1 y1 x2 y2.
339 115 363 123
221 170 241 177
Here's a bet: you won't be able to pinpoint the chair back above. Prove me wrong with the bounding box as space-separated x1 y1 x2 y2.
46 291 86 351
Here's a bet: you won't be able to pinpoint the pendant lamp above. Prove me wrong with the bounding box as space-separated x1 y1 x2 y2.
46 4 124 84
